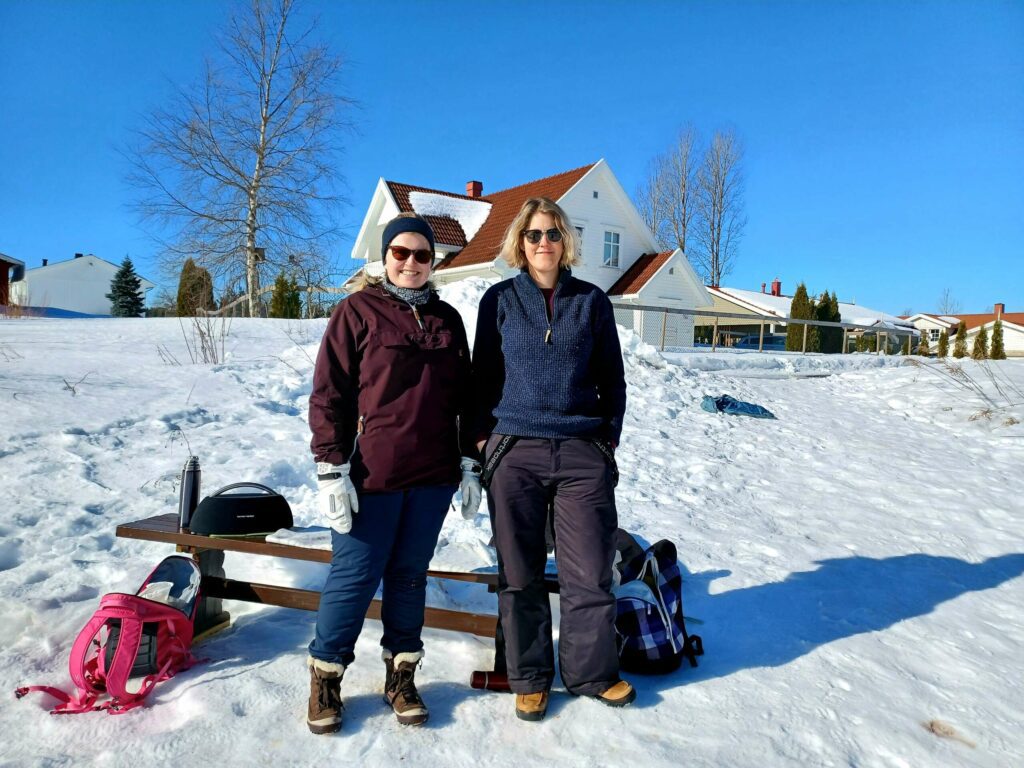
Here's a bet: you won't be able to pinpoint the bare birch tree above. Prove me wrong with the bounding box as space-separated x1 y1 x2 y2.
635 125 700 254
125 0 351 316
692 130 747 287
937 288 961 315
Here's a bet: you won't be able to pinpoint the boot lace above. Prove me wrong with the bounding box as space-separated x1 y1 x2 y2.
316 674 341 712
389 665 422 706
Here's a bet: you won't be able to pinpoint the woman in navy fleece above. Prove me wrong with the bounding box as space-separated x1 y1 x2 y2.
473 197 632 721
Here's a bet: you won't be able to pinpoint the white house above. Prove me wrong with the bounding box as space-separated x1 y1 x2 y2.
349 160 710 335
10 253 155 316
903 313 961 347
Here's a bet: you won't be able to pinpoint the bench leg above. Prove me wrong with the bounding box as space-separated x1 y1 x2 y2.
190 548 231 638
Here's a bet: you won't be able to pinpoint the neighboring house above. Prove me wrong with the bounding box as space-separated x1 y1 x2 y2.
0 252 26 306
903 313 961 346
10 253 155 316
349 160 710 337
706 280 917 348
950 304 1024 357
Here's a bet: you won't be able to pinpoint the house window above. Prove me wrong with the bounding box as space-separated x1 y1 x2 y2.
575 226 584 243
593 191 599 199
669 267 675 275
603 231 620 267
930 329 940 342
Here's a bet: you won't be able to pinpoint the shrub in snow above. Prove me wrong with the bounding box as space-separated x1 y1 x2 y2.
270 272 301 318
990 320 1006 360
937 329 949 358
953 323 968 358
971 325 988 360
787 284 816 352
917 331 930 356
177 258 215 316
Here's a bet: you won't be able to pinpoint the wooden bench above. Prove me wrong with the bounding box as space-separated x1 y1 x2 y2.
115 513 557 642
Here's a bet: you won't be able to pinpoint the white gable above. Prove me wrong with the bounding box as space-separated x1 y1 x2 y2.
351 179 401 264
631 251 710 308
556 160 660 293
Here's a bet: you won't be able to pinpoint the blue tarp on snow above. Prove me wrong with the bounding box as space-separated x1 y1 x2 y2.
701 394 776 419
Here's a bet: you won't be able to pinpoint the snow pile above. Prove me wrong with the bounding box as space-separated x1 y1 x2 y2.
1 314 1023 766
409 191 492 242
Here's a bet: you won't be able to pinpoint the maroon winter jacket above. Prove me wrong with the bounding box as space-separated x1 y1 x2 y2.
309 286 475 493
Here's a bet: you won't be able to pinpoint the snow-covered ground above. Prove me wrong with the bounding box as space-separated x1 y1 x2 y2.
2 277 1022 767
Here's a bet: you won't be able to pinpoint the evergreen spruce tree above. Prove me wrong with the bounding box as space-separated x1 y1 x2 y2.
971 325 988 360
106 257 145 317
786 283 814 352
937 329 949 358
269 272 302 318
952 323 968 358
990 319 1006 360
176 258 216 316
830 292 842 353
917 330 930 356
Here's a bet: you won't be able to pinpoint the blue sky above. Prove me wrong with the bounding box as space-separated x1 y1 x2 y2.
2 0 1021 315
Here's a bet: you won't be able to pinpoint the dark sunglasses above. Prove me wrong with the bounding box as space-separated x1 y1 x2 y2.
388 245 433 264
523 228 563 244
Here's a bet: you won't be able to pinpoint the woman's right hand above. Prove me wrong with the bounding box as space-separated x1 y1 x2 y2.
316 462 359 534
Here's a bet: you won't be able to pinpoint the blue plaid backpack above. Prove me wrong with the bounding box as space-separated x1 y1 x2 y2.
614 532 704 674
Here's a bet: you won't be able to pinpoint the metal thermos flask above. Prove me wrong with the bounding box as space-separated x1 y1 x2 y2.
178 456 201 530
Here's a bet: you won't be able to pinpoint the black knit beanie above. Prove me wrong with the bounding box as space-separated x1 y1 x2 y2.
381 216 436 261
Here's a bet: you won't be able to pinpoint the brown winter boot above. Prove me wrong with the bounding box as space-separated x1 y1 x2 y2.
307 656 345 735
383 650 428 726
591 679 636 708
514 691 549 722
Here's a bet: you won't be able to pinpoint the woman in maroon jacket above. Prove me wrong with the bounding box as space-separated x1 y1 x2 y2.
305 214 481 734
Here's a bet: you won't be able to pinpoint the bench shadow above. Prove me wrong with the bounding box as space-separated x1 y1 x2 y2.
638 551 1024 692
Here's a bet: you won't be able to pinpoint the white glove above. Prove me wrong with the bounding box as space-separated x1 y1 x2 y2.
316 462 359 534
458 457 482 520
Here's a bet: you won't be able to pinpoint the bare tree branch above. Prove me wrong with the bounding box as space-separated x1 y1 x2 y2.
692 130 747 287
124 0 354 315
937 288 961 315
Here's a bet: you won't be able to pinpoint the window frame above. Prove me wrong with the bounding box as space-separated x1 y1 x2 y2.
602 230 621 268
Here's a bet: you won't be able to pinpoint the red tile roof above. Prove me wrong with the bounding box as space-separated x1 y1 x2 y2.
953 311 1024 330
384 164 596 271
422 215 466 248
384 182 473 247
607 252 673 296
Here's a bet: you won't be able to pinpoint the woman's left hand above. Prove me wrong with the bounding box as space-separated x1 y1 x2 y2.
459 457 482 519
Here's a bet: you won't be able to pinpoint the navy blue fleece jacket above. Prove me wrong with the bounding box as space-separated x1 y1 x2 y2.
473 269 626 445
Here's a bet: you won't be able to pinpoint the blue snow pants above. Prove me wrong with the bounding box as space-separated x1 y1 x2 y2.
308 484 455 667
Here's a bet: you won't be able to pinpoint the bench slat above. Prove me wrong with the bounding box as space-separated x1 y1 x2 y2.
115 514 515 587
202 576 498 638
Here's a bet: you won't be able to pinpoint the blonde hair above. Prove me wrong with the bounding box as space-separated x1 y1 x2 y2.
499 197 580 270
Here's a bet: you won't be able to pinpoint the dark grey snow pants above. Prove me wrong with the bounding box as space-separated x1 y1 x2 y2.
487 436 619 696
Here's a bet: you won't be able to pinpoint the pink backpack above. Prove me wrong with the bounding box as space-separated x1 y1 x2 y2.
16 555 201 715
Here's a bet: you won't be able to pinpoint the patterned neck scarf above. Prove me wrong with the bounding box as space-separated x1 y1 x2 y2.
381 275 433 306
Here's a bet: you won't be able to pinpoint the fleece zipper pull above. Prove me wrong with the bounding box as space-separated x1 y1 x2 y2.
410 305 424 330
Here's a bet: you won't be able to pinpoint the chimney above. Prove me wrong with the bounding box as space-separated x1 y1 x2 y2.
74 252 83 259
995 302 1004 318
466 180 483 198
42 259 48 266
761 282 766 294
771 278 781 297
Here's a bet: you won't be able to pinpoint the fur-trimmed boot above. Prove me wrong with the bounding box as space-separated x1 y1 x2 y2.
383 650 428 726
307 656 345 735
